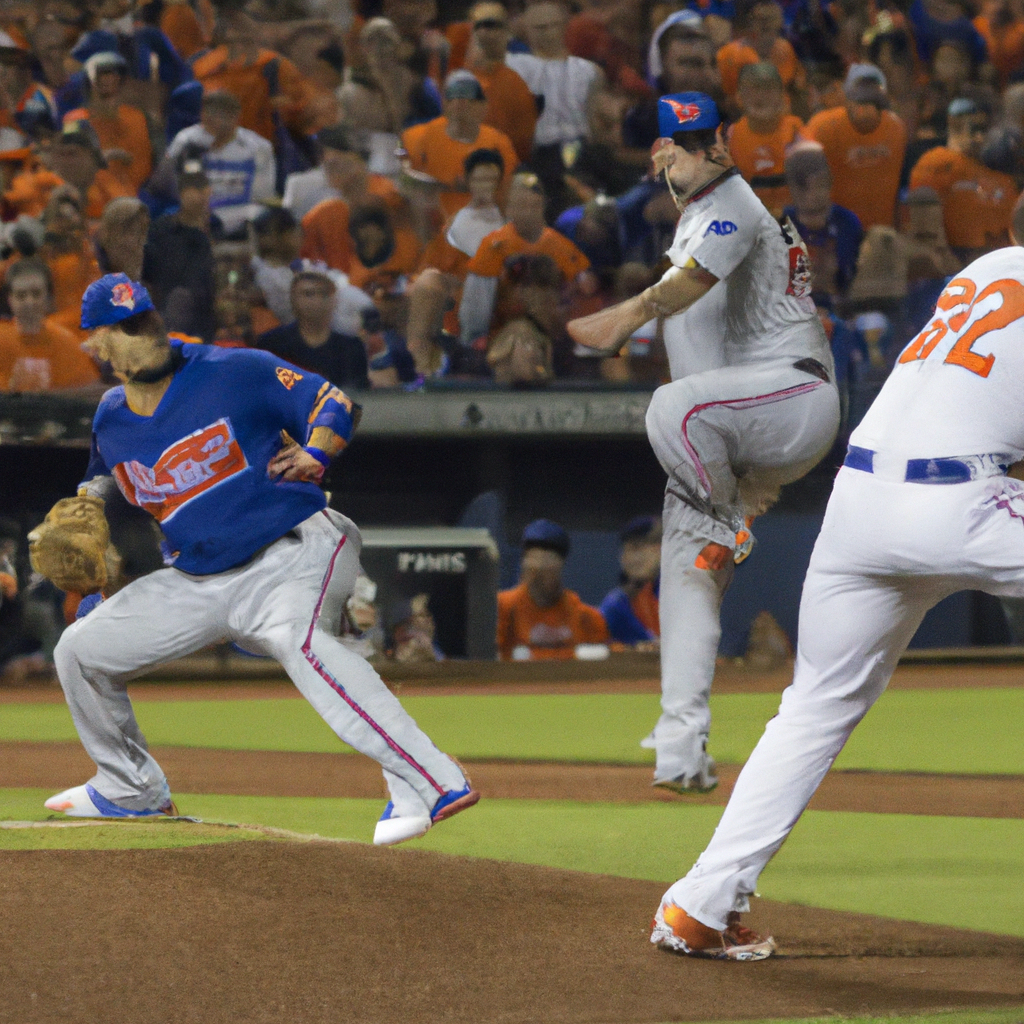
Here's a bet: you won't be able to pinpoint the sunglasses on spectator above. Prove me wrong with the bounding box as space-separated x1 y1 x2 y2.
474 19 507 29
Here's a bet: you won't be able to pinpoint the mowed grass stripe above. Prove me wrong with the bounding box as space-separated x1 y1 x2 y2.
2 688 1023 774
4 787 1024 938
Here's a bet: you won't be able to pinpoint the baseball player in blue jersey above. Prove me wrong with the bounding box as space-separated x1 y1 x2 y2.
42 274 478 845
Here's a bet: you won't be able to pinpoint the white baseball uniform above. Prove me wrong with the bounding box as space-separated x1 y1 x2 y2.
664 246 1024 926
644 169 840 785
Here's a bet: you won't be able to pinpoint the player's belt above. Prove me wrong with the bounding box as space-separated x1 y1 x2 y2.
844 446 1013 484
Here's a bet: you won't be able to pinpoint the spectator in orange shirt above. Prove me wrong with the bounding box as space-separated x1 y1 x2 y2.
400 70 520 220
974 0 1024 88
909 95 1018 260
46 119 132 222
805 63 907 228
497 519 608 661
0 147 63 219
300 133 413 273
459 171 590 345
728 61 805 216
407 146 506 374
461 2 538 163
0 257 99 391
717 0 807 115
345 204 422 294
192 9 324 145
35 187 102 329
63 52 153 194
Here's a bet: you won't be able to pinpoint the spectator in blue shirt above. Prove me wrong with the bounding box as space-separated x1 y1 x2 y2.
600 516 662 648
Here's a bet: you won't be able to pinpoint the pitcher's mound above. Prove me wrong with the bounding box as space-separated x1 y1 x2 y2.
3 841 1022 1024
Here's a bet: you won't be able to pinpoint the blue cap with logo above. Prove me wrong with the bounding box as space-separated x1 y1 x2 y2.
657 91 721 138
521 518 571 558
81 273 155 330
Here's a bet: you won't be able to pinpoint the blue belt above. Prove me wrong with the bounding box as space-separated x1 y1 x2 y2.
844 446 1012 484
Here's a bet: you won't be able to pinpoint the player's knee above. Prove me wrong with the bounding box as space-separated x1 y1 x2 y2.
53 626 83 677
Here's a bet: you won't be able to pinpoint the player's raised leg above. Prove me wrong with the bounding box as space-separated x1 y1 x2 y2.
234 510 477 845
49 569 230 815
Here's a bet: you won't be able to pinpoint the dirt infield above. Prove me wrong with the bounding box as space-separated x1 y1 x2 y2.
4 741 1024 819
1 841 1022 1024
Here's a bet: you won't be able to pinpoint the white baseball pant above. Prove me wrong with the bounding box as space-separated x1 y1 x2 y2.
663 465 1024 929
52 509 467 813
645 357 840 781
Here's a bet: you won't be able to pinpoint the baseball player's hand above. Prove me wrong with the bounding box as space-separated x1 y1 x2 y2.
268 431 326 484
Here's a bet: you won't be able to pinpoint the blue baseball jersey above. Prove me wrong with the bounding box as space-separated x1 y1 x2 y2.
83 340 355 575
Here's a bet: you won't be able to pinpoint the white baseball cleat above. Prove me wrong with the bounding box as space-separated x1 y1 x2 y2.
652 754 718 794
373 784 481 846
651 901 776 960
44 784 177 818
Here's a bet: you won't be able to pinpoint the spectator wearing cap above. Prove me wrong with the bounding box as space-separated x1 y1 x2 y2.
782 143 863 304
192 10 324 145
457 3 538 163
715 0 806 115
459 172 590 346
299 134 415 275
907 0 988 71
0 40 57 153
806 64 907 228
1 145 64 220
910 95 1017 259
47 119 133 221
164 90 276 238
256 265 371 390
142 161 217 342
496 519 608 661
599 516 662 648
728 61 806 217
63 52 153 194
408 147 507 374
400 70 520 220
0 256 99 391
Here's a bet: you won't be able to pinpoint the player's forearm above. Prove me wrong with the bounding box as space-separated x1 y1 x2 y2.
639 263 718 319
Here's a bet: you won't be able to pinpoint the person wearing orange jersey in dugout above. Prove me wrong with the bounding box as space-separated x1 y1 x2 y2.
910 95 1018 262
497 519 608 661
805 64 906 229
728 62 805 217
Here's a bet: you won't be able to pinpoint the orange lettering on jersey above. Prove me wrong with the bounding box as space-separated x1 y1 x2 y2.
944 279 1024 378
898 275 1024 377
276 367 303 390
113 418 249 522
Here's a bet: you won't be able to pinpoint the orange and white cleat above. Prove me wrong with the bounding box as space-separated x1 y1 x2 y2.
733 517 756 565
651 902 775 960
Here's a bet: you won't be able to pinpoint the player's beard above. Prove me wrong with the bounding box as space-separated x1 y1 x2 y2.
124 345 183 384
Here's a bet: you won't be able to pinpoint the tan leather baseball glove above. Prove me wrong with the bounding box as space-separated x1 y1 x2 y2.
28 496 110 595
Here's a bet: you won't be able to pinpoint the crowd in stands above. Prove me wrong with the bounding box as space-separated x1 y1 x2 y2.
0 0 1019 404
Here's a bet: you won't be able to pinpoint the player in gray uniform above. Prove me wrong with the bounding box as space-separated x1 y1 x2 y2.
568 93 840 793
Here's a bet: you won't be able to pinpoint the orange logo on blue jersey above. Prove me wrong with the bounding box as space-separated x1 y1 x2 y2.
276 367 303 389
113 418 249 521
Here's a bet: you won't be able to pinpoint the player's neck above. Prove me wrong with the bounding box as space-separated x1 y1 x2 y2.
125 376 174 417
675 162 736 206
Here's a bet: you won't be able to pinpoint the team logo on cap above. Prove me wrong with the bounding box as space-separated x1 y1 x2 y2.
110 282 135 311
664 98 702 124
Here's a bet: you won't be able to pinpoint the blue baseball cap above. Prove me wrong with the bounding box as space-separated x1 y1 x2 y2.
81 273 155 330
657 92 721 138
522 519 570 558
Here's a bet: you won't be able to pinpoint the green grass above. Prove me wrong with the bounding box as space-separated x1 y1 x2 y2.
5 788 1023 937
3 689 1024 774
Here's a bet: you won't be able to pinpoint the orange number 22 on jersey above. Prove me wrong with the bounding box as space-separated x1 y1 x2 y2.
898 277 1024 378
